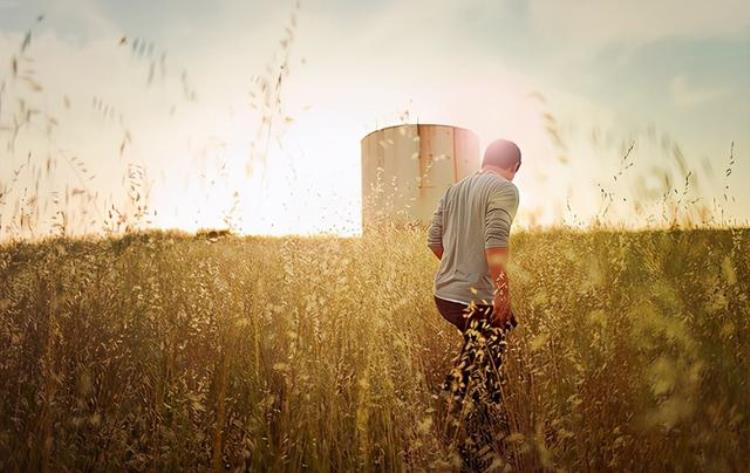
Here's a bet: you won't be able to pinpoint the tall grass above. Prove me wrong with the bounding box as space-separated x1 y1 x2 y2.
1 7 748 472
1 225 747 472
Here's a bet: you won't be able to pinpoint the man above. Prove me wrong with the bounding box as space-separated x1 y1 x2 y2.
427 138 521 331
427 138 521 469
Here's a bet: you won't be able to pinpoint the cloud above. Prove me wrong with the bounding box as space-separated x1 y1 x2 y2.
1 0 748 234
669 75 730 108
528 0 750 47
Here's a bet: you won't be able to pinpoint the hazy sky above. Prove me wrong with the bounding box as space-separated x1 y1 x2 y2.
1 0 748 236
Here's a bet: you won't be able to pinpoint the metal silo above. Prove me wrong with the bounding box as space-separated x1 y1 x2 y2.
361 124 480 231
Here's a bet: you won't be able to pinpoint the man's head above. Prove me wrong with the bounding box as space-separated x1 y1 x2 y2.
481 139 521 181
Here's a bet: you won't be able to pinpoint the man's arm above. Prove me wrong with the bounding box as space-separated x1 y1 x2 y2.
485 247 511 324
427 191 446 260
485 183 519 325
430 246 444 260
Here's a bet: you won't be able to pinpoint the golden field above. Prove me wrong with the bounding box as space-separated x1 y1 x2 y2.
0 225 748 472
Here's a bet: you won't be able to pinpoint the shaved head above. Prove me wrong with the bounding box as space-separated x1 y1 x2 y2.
482 139 522 171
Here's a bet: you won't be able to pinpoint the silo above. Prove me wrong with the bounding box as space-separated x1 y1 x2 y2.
361 124 480 231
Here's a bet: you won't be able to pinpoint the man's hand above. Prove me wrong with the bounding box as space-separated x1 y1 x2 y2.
492 289 512 327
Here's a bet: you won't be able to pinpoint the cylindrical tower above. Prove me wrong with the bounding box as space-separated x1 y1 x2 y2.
361 124 480 231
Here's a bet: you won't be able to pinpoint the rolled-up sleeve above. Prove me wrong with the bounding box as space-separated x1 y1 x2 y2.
485 182 519 248
427 191 446 248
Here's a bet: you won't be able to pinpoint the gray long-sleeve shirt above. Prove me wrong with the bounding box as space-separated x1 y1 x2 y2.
427 170 519 305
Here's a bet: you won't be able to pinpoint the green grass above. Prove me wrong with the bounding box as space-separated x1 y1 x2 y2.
1 226 748 472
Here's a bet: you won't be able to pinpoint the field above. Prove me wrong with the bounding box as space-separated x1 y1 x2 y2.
0 226 748 472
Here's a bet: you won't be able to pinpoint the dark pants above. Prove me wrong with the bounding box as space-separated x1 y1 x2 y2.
434 295 518 333
433 295 517 470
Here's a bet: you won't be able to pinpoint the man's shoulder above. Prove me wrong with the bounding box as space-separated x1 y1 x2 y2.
485 177 519 216
485 174 519 196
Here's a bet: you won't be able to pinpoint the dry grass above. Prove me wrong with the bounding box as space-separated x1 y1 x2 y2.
0 224 748 472
1 7 748 472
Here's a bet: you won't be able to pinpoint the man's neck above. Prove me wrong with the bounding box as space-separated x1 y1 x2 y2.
480 167 512 181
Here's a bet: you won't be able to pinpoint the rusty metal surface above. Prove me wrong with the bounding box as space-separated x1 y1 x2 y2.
361 124 479 230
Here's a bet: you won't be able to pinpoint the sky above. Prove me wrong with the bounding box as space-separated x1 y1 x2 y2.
0 0 748 237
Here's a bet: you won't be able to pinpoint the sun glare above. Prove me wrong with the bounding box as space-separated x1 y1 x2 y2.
146 106 365 237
